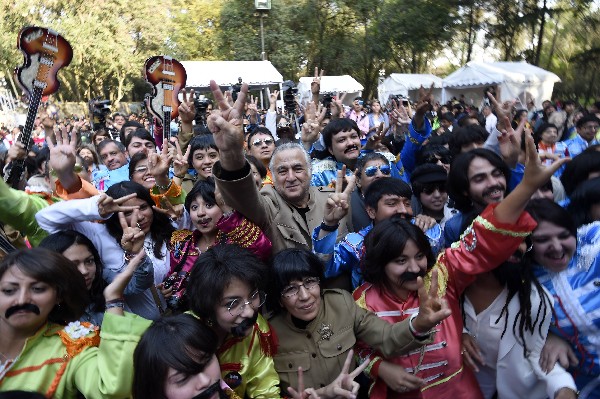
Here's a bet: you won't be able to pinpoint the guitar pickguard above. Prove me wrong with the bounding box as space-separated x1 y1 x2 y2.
150 84 166 126
17 53 43 96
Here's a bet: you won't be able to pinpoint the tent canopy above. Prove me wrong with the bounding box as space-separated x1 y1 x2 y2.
378 74 443 105
181 61 284 91
297 75 363 105
442 61 561 108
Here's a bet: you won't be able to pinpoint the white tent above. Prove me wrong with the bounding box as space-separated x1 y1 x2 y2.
378 74 443 105
297 75 363 105
181 61 284 91
442 61 561 109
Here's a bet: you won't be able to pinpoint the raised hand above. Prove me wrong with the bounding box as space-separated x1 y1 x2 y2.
269 89 280 110
323 166 356 227
301 101 321 146
97 193 138 218
521 129 569 190
118 209 146 254
103 250 145 311
247 95 258 116
414 84 434 116
148 141 172 179
364 122 385 150
172 139 191 178
208 80 248 170
413 268 452 333
178 89 196 125
497 115 525 168
330 92 347 119
311 67 324 95
153 202 185 221
6 142 26 163
391 100 412 125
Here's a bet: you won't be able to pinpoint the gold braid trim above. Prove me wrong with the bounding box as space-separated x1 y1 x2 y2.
423 264 448 298
421 365 464 392
473 216 532 237
226 219 261 248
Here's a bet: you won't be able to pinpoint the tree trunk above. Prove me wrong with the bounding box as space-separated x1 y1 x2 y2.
545 15 560 70
466 3 475 63
534 0 547 66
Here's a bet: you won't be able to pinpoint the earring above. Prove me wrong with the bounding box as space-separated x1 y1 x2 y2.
205 318 214 327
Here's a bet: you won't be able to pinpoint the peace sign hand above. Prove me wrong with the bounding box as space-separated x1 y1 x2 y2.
287 367 321 399
178 89 196 124
318 350 368 398
97 193 138 219
119 209 146 254
311 67 325 95
247 95 258 116
172 139 191 178
364 122 385 150
413 268 452 334
148 141 173 178
323 165 356 227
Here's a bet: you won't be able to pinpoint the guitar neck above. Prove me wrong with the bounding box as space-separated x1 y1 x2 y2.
21 85 44 152
163 111 170 143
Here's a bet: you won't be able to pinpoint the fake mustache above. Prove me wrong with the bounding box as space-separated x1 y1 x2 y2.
5 303 41 319
398 269 427 285
191 381 227 399
230 311 258 337
344 145 359 154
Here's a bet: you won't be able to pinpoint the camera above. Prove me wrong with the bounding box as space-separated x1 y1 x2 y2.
194 96 212 127
231 77 243 102
388 95 409 109
281 80 298 115
88 98 111 132
163 272 190 310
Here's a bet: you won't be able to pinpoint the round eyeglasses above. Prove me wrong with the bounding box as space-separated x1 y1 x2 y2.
226 290 266 317
280 277 320 298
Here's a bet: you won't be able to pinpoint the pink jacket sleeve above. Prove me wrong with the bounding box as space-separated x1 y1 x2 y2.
217 210 272 261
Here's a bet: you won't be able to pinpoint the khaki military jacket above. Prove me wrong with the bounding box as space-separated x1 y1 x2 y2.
269 289 431 393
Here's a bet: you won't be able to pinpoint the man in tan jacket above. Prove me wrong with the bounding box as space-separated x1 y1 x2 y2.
208 80 351 254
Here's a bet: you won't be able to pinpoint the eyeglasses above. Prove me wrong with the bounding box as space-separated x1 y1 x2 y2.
363 164 391 177
277 121 290 128
133 165 148 174
226 290 266 317
281 277 320 298
251 138 274 147
421 184 447 195
424 154 452 165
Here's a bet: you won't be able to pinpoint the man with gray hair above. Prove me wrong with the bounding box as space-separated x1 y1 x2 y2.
207 81 351 253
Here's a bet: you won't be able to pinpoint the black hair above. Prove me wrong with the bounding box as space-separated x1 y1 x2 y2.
439 112 455 123
133 313 219 399
355 152 390 180
105 181 174 259
246 127 274 149
119 120 144 143
534 123 558 144
0 249 89 324
321 118 360 150
364 177 412 211
362 215 435 291
246 155 267 179
184 178 217 213
270 248 324 310
187 135 218 167
38 230 106 313
416 144 452 167
567 177 600 228
560 150 600 196
187 244 267 322
447 148 510 213
525 198 577 238
410 164 448 196
448 124 489 156
123 128 156 148
576 114 600 129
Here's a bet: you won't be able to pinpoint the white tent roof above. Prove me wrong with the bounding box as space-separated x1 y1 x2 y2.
181 61 284 90
443 61 561 88
297 75 364 94
378 74 443 104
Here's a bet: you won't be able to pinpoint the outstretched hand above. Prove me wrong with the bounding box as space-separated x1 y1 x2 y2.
47 125 77 175
521 129 569 190
97 193 138 219
103 250 145 303
178 89 196 125
413 268 452 333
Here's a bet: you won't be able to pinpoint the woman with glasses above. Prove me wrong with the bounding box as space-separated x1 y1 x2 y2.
269 248 451 397
246 127 276 186
161 178 271 312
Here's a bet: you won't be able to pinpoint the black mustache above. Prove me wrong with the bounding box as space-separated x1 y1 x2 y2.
230 311 258 337
482 185 505 198
344 146 359 153
191 381 227 399
6 303 40 319
398 269 427 284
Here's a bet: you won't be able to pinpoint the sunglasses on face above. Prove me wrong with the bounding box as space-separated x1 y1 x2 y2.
421 184 447 195
251 138 274 147
424 154 452 165
363 164 391 177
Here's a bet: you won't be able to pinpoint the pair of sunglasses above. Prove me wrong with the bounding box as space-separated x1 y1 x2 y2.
364 164 391 177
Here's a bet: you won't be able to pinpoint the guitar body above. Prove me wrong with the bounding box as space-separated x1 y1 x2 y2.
5 26 72 188
144 55 186 126
14 26 73 97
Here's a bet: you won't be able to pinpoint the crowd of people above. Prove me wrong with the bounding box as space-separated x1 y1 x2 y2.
0 70 599 399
